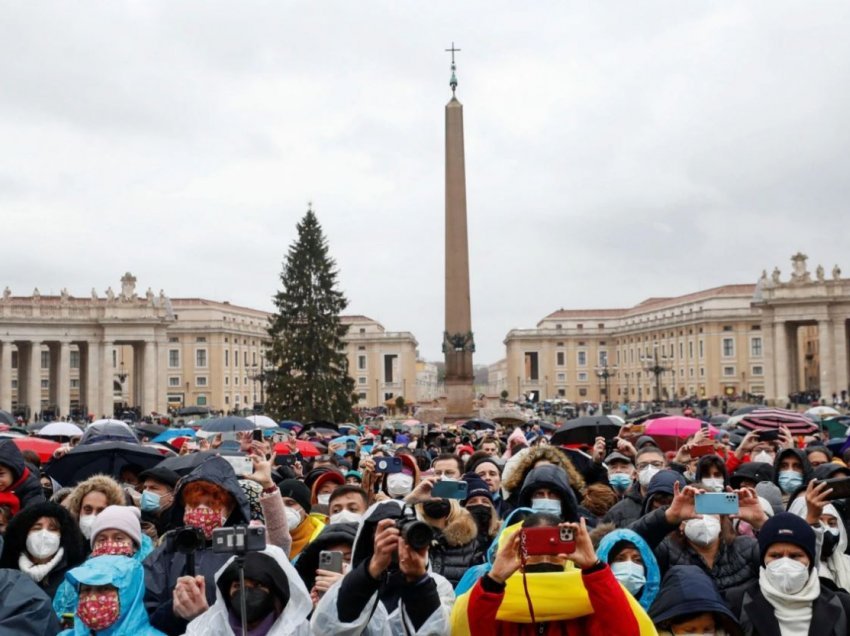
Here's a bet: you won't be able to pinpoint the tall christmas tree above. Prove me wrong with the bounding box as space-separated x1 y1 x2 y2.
265 206 354 422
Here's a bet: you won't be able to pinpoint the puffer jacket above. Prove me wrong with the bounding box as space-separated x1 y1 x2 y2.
629 507 759 596
0 439 46 510
603 484 644 528
143 455 251 636
429 509 484 587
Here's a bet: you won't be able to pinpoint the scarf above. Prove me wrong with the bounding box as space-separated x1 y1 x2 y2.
18 547 65 583
289 515 317 559
759 565 819 636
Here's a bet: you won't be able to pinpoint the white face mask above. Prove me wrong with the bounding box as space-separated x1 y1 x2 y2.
638 465 660 487
610 560 646 596
284 506 303 530
79 514 97 540
753 451 774 464
330 510 363 525
764 557 810 594
317 493 331 506
684 515 721 547
700 478 724 493
386 473 414 497
26 529 61 560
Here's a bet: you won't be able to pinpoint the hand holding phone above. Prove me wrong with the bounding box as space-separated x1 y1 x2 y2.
694 492 739 515
520 526 576 556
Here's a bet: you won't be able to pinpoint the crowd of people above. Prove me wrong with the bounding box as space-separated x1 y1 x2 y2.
1 411 850 635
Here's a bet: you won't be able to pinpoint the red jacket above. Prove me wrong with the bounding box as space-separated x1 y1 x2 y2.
467 564 641 636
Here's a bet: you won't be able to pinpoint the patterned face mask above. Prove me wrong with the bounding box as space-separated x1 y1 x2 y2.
78 590 120 631
91 539 134 558
183 505 224 539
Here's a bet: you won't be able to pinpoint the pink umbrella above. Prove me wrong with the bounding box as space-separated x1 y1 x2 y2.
644 416 718 452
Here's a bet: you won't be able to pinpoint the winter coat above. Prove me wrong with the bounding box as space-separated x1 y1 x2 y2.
602 484 644 528
0 568 62 635
183 545 311 636
0 438 46 510
596 528 661 610
59 555 165 636
429 509 484 587
516 464 579 521
727 577 850 636
142 455 251 636
649 565 742 635
629 506 759 596
311 500 455 636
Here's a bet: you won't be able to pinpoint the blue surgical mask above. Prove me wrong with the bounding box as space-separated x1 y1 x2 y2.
140 490 162 512
608 473 632 492
531 498 562 517
610 560 646 596
778 471 804 494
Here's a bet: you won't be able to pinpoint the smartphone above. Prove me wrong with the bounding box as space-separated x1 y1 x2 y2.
275 454 301 467
319 550 344 574
629 424 645 435
374 457 403 474
757 429 779 442
223 455 254 476
695 492 739 515
815 476 850 501
690 443 716 458
346 440 357 451
700 420 709 431
431 480 469 500
520 526 576 556
604 438 617 456
252 429 263 442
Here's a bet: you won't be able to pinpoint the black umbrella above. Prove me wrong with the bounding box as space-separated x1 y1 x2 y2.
0 410 15 426
732 405 760 416
157 450 220 476
80 420 139 445
537 421 557 432
550 416 620 446
303 420 339 433
135 422 167 437
176 406 212 417
26 420 52 432
462 418 496 431
201 416 255 433
45 441 165 486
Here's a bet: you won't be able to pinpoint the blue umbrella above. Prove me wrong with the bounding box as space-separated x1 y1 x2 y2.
278 420 303 431
151 428 196 443
201 416 255 433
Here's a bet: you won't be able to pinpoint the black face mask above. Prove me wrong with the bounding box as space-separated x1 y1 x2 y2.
231 587 274 624
822 529 839 559
524 562 563 574
423 499 451 519
466 504 492 534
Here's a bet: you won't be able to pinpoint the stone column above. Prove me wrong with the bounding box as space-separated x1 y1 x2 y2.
835 319 849 399
142 340 157 415
0 341 12 412
773 322 790 405
156 338 169 413
28 341 43 419
101 341 114 419
819 319 835 400
58 340 71 418
85 341 101 420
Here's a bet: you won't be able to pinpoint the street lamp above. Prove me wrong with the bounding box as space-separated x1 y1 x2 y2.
594 362 618 414
642 344 672 410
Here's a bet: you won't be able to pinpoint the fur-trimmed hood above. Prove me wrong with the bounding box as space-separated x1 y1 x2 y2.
439 507 478 548
64 474 127 519
501 446 586 496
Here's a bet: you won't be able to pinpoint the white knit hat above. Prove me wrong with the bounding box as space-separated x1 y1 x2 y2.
90 505 142 548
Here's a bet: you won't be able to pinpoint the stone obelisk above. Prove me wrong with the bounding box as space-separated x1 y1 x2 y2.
443 43 475 419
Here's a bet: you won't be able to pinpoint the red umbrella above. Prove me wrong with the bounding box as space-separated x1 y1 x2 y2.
11 437 61 463
274 440 320 457
644 416 718 452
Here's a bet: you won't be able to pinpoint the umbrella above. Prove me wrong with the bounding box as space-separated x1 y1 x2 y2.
134 422 167 437
645 416 717 439
738 408 819 435
151 428 197 443
45 441 165 486
710 414 730 426
8 437 60 463
80 420 139 445
158 450 220 476
402 419 421 427
462 418 496 431
176 406 212 417
732 405 760 416
38 422 84 438
0 409 14 425
201 416 255 433
821 416 850 438
303 420 339 433
274 439 321 457
806 406 841 419
606 415 625 425
278 420 303 430
537 421 557 432
550 416 620 446
26 420 51 432
246 415 278 429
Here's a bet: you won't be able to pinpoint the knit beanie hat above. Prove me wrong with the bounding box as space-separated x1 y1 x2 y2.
278 479 312 513
462 473 493 504
90 505 142 548
757 512 816 567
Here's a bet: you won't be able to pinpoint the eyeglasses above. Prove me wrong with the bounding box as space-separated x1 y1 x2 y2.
636 461 664 470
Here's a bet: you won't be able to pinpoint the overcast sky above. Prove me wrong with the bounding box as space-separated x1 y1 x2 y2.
3 2 850 365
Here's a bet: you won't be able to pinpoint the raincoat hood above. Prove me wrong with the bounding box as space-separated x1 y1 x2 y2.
773 448 813 485
641 470 686 515
63 555 164 636
517 464 578 521
596 528 661 610
0 439 26 481
649 565 742 636
168 456 251 529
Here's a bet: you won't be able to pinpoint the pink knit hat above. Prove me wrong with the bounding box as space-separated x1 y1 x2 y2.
90 505 142 548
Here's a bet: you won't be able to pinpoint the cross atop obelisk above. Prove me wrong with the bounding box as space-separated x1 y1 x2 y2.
442 43 475 419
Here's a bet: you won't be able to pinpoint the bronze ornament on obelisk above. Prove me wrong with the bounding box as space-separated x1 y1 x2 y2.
442 43 475 419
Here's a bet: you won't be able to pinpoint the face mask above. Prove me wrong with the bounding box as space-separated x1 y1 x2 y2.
524 562 563 573
609 473 632 492
461 454 470 462
42 486 53 499
700 478 724 493
466 504 492 535
329 510 363 525
140 490 161 512
531 498 562 517
822 529 839 559
183 505 224 539
79 515 97 540
386 473 414 497
764 557 810 594
92 539 134 558
317 493 331 506
231 587 274 624
778 471 804 494
78 592 120 631
638 466 660 488
683 471 696 482
610 560 646 596
423 499 451 519
26 529 61 560
684 515 721 547
827 527 840 537
285 506 303 530
753 451 774 464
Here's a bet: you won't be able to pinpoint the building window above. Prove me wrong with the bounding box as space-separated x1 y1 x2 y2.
225 377 229 385
70 379 79 388
689 368 695 377
579 388 588 396
224 350 229 367
599 350 608 366
358 377 366 384
577 351 587 367
224 396 229 404
577 372 588 382
698 340 704 359
168 350 180 368
234 376 239 385
524 352 539 381
196 376 208 387
688 341 694 358
197 395 207 406
557 388 566 397
751 337 763 357
700 367 705 376
358 392 367 400
555 323 562 330
41 350 49 369
359 328 366 334
41 379 49 388
169 337 179 343
358 355 366 370
722 338 735 357
168 376 181 387
679 342 684 358
244 351 249 366
196 337 207 343
196 349 207 368
722 325 733 332
576 324 583 330
556 351 565 366
70 351 80 369
556 342 564 347
556 373 565 382
384 354 398 383
11 380 17 389
723 366 735 376
752 365 764 376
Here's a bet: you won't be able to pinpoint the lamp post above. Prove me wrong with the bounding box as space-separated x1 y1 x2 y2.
594 362 618 414
642 344 672 410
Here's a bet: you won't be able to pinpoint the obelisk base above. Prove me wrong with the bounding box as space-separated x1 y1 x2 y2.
444 378 475 420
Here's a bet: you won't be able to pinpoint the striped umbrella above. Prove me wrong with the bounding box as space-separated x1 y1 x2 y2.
738 408 819 435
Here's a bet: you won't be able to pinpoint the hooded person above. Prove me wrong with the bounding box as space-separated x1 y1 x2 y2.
59 555 165 635
0 501 87 599
788 496 850 593
379 453 420 500
516 464 579 523
649 565 743 636
0 567 62 635
311 499 455 636
727 512 850 636
143 455 251 636
773 448 814 500
183 545 312 636
294 522 358 598
596 528 662 611
0 438 47 511
639 470 686 516
278 479 324 560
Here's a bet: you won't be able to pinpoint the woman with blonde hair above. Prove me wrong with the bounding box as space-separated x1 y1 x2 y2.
416 495 485 587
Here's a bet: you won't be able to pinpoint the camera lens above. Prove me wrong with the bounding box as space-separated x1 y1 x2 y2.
399 519 433 551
